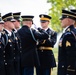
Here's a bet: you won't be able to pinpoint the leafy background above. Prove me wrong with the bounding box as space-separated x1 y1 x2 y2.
47 0 76 32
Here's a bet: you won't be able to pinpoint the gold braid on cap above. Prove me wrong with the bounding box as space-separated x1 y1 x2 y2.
2 16 13 20
62 13 76 18
13 15 20 17
40 18 50 21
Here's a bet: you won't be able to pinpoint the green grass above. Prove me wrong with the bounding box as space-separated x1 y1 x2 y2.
52 47 58 75
53 47 58 62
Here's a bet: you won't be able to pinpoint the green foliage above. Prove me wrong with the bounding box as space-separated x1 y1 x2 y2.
47 0 76 32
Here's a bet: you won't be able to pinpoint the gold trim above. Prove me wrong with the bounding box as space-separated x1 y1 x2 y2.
66 41 71 47
22 18 33 19
39 46 53 50
67 69 75 72
13 15 20 17
62 13 76 18
40 18 50 20
42 40 46 44
2 16 13 20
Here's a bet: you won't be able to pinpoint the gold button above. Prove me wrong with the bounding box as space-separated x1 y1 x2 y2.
20 51 22 53
62 65 64 68
3 51 5 53
20 47 22 48
3 55 5 57
10 45 12 47
5 63 7 65
14 57 15 59
4 60 6 62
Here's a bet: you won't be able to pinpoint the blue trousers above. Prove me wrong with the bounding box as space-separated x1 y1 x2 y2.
36 67 51 75
22 67 34 75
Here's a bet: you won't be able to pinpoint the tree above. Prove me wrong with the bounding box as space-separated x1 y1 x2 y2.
47 0 76 32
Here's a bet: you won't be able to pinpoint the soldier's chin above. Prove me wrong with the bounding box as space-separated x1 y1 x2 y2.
61 24 66 28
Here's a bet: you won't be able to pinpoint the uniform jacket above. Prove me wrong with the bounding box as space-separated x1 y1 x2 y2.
58 25 76 75
3 29 16 75
12 30 22 75
37 28 57 68
0 32 6 75
18 25 49 68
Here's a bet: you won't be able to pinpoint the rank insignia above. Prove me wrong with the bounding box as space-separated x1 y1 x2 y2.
41 15 44 18
42 40 46 44
66 41 71 47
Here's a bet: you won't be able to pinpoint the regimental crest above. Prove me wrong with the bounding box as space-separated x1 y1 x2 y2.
41 15 44 18
66 41 71 47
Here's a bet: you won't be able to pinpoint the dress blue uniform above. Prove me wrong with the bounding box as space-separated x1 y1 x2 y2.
36 14 57 75
18 15 49 75
13 12 22 75
2 12 17 75
58 10 76 75
0 13 6 75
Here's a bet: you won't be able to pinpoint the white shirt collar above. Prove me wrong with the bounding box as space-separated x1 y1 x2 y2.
63 26 69 33
4 29 12 36
43 27 49 31
14 29 17 33
0 32 1 38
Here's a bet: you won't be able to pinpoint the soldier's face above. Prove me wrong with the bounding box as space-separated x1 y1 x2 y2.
7 21 15 30
61 18 69 28
13 20 20 29
0 24 4 31
41 21 49 28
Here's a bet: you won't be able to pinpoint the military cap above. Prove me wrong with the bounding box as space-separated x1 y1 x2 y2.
21 15 34 21
13 12 21 21
71 9 76 14
39 14 51 22
60 10 76 20
0 13 4 24
2 12 15 22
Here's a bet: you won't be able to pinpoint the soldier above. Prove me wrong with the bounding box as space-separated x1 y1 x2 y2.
13 12 22 75
13 12 21 30
71 9 76 28
0 13 4 32
18 15 49 75
57 10 76 75
36 14 57 75
2 12 17 75
0 13 6 75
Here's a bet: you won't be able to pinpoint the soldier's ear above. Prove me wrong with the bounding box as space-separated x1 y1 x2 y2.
32 21 33 24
